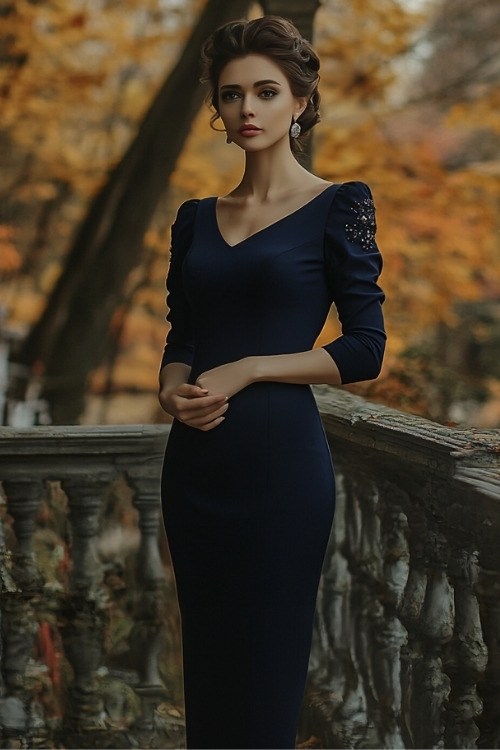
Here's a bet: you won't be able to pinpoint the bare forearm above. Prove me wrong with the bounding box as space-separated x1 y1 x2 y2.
250 348 341 386
159 362 192 396
193 349 341 404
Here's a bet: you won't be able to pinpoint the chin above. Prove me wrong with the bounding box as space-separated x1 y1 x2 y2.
238 137 282 153
240 142 268 151
245 131 291 152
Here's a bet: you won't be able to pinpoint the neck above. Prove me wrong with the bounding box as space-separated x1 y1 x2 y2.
236 139 310 201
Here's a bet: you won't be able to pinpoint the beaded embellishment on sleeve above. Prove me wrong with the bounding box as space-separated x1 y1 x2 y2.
346 197 376 250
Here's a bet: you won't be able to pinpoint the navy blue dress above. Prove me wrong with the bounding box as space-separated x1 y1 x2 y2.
160 181 385 749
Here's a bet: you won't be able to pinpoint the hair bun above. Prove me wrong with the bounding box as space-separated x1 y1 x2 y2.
304 51 320 72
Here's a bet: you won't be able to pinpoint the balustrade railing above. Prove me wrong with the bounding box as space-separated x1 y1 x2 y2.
301 387 500 750
1 391 499 749
0 425 184 749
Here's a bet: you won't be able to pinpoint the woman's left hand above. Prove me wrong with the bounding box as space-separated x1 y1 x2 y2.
195 358 256 399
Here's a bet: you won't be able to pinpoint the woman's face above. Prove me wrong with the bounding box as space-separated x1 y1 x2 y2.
217 54 306 152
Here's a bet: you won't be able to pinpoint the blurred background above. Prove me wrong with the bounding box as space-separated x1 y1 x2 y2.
1 0 499 427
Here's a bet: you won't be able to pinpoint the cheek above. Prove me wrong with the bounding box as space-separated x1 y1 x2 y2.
220 102 239 119
270 95 295 114
268 101 294 126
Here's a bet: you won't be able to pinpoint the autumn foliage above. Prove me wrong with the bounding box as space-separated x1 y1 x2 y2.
1 0 499 425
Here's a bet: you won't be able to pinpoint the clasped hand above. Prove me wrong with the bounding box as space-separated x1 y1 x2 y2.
161 358 254 431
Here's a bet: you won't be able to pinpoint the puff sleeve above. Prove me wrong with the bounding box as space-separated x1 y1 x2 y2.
160 199 199 372
322 181 386 384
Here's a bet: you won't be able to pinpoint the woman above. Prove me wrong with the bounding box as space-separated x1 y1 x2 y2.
159 16 385 750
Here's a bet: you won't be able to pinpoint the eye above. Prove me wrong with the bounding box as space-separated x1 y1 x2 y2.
220 90 240 102
260 89 278 99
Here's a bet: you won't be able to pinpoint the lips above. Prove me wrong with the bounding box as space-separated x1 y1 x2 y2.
238 124 262 136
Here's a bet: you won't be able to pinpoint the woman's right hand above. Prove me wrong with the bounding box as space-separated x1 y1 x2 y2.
159 383 228 431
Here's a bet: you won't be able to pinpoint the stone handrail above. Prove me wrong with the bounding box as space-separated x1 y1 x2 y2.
1 391 500 748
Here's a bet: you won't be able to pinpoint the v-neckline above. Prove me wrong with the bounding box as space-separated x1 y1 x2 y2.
214 184 336 248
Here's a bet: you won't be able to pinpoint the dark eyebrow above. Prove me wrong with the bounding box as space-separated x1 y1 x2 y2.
220 79 282 90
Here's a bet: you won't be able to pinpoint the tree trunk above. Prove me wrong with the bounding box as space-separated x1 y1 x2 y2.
15 0 252 423
261 0 320 45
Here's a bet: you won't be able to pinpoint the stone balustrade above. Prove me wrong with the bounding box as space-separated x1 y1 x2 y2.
300 387 500 750
0 425 183 749
1 391 500 748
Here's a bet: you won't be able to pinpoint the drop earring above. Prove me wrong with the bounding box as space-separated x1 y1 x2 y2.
290 120 301 138
226 134 232 144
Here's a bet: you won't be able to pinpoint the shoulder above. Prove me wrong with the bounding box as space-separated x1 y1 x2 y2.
171 199 201 247
327 180 376 224
174 198 201 226
169 199 201 257
331 180 374 206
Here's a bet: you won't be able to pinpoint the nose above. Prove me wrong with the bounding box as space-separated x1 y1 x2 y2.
240 94 256 118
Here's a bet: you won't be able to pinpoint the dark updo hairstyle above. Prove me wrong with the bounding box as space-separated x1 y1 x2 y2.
201 16 321 153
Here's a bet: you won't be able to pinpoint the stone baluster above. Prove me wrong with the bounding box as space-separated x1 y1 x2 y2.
2 480 44 590
62 477 108 594
0 493 17 604
343 474 364 567
0 480 44 744
127 471 166 683
475 568 500 748
126 468 167 733
399 513 428 749
309 472 349 692
382 507 410 612
338 475 380 748
400 514 427 628
349 479 381 699
372 613 408 748
370 502 410 749
444 549 488 749
414 531 454 749
59 477 109 730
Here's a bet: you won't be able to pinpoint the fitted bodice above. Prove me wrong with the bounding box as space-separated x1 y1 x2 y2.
184 190 335 379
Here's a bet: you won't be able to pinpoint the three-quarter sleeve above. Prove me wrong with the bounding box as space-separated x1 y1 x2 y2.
322 181 386 384
160 199 199 372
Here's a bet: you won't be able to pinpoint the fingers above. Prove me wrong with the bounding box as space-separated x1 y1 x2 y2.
194 415 226 432
159 380 229 425
176 383 227 406
175 397 229 429
174 393 227 415
184 400 229 426
165 382 229 430
176 383 209 398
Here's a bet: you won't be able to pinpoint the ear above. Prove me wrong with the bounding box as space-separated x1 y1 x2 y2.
294 96 308 120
